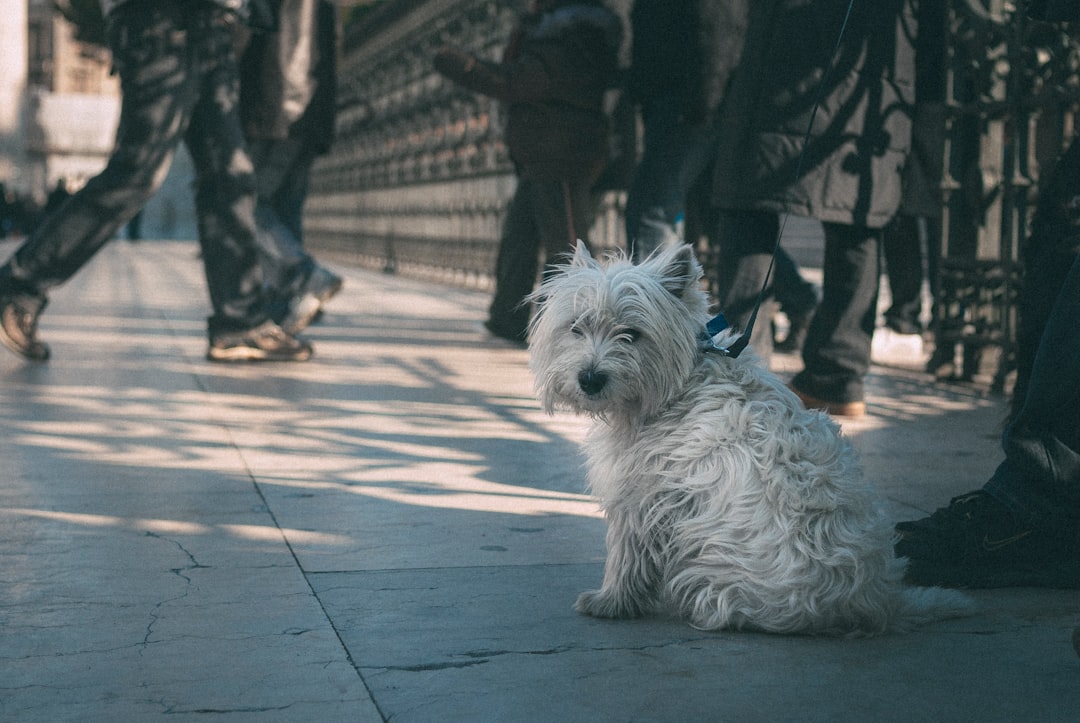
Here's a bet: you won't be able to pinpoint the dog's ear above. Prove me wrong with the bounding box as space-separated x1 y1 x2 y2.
658 245 699 297
570 239 596 268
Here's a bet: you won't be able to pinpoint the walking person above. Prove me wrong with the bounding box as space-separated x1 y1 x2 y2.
881 0 947 338
0 0 312 363
239 0 343 333
621 0 745 261
434 0 622 345
710 0 917 415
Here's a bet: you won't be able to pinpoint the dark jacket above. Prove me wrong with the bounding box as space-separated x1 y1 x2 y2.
240 0 337 153
103 0 275 26
434 1 622 182
628 0 749 126
712 0 917 228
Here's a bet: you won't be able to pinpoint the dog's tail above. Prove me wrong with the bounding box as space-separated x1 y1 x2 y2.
896 586 976 629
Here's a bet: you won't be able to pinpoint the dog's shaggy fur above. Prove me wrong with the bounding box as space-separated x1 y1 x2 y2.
528 243 971 635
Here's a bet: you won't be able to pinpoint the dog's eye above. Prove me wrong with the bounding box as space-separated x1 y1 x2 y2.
617 328 641 343
570 323 585 337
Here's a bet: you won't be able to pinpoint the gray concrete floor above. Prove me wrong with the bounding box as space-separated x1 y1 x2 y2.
0 240 1076 722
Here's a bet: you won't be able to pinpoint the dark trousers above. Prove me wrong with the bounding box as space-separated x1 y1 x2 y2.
712 210 818 342
715 210 880 402
986 137 1080 542
987 250 1080 542
882 212 940 332
793 222 881 403
2 1 266 334
623 95 720 261
488 176 595 340
248 137 317 297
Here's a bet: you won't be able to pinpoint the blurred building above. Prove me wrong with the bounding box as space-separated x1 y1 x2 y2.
0 0 196 238
26 2 120 200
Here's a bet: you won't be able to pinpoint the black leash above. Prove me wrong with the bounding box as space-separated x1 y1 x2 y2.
701 0 857 357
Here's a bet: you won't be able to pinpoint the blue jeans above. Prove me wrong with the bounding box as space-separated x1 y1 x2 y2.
1 1 267 334
247 137 318 297
623 96 720 261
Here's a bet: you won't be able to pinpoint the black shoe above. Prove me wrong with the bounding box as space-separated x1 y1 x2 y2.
0 293 50 361
895 491 1080 589
884 314 922 335
774 306 815 353
280 266 343 335
207 321 313 362
483 319 527 347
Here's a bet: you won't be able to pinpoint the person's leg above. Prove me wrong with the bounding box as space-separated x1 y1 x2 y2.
247 137 313 293
895 253 1080 588
772 247 819 316
542 178 597 275
986 252 1080 538
1010 135 1080 417
487 179 542 343
183 8 311 362
271 144 318 244
882 213 925 333
771 246 819 352
183 6 271 335
624 96 718 261
894 136 1080 588
712 209 780 357
2 2 192 292
993 133 1080 510
246 136 340 333
790 222 881 414
624 99 684 260
0 1 195 360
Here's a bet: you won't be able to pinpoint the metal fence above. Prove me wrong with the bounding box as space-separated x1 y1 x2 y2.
932 0 1080 388
305 0 628 290
306 0 1080 387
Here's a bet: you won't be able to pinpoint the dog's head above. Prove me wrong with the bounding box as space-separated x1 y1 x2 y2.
528 242 711 420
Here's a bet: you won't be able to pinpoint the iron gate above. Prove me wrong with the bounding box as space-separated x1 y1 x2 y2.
933 0 1080 389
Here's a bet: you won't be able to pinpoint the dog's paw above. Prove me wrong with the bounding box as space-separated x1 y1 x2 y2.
575 589 642 619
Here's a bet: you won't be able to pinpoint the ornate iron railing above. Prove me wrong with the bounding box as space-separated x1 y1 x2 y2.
305 0 626 289
933 0 1080 389
307 0 1079 391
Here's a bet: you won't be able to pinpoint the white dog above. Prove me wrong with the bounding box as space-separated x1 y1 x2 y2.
528 243 971 635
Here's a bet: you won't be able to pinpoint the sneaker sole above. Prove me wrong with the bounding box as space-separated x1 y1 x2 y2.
282 277 343 335
789 385 866 417
207 345 313 362
0 325 49 361
281 294 324 336
312 275 344 303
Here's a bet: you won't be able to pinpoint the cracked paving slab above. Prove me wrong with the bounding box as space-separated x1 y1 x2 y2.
3 241 1078 722
311 565 1080 721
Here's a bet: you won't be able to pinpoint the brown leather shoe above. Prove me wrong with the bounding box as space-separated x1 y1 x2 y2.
788 384 866 418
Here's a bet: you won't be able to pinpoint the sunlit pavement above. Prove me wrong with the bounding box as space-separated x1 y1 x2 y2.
1 240 1076 721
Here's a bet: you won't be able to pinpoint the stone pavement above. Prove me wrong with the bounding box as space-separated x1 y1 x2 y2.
0 240 1076 722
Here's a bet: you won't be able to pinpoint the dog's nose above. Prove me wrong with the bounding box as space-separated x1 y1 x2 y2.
578 368 608 395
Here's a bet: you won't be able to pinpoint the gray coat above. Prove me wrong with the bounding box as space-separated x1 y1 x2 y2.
712 0 917 229
240 0 336 151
